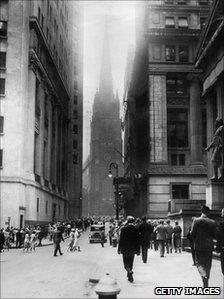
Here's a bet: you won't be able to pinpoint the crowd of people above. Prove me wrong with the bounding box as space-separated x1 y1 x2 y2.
0 217 93 253
115 206 224 286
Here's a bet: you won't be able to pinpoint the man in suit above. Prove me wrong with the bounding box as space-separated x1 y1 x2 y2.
216 208 224 276
155 220 167 257
173 221 182 253
53 226 64 256
138 216 153 263
190 206 217 287
118 216 140 282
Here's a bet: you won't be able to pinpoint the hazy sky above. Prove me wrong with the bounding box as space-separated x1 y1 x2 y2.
83 1 136 162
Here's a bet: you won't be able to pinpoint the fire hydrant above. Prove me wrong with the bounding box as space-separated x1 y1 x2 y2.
95 273 121 299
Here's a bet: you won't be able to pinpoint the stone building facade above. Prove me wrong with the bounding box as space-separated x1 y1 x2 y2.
123 0 213 229
195 0 224 212
0 0 83 228
88 27 123 217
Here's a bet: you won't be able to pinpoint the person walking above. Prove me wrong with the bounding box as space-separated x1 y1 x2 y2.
118 216 140 282
138 216 153 263
67 228 75 252
217 208 224 276
73 228 81 252
190 205 217 287
165 220 173 254
53 226 64 256
187 218 196 266
30 231 37 252
0 229 5 253
155 220 167 257
23 232 30 252
100 230 106 248
16 229 22 248
173 221 182 253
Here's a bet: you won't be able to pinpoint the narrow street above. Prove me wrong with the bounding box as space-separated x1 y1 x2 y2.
1 228 222 299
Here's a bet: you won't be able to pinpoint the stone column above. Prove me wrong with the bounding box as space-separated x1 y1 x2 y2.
206 96 214 178
189 74 203 166
47 96 52 181
216 80 224 119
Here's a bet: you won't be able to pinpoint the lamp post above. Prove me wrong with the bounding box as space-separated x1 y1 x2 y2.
108 162 119 220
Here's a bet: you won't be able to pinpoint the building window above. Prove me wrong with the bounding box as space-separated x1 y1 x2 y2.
0 21 7 37
152 13 160 24
73 152 78 164
43 140 48 179
170 153 185 166
0 149 3 167
0 78 6 95
172 184 189 199
178 0 187 4
200 17 207 29
73 109 78 119
179 45 189 62
165 0 174 4
34 132 39 173
73 139 78 149
198 0 209 5
73 124 78 134
58 204 60 216
165 17 175 28
74 95 78 105
37 198 39 213
153 45 161 60
165 45 175 61
0 52 6 68
38 7 41 22
0 116 4 133
166 77 187 94
178 17 188 28
168 108 188 148
46 200 48 214
41 14 44 28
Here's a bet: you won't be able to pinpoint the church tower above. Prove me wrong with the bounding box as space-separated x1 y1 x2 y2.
89 22 123 216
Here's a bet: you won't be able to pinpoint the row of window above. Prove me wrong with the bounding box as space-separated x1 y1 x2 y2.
153 44 189 62
164 0 209 4
165 16 189 29
36 197 66 217
0 20 7 37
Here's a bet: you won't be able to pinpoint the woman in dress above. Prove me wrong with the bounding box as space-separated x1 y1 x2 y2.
67 228 75 252
73 228 81 252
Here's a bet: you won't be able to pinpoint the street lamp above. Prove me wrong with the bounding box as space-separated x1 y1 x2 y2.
108 162 119 220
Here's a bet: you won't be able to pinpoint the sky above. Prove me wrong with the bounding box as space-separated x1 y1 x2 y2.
82 1 136 163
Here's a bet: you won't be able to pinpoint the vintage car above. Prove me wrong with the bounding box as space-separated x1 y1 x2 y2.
89 224 106 243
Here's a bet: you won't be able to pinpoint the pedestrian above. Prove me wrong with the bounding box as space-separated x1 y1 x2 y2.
165 220 173 254
138 216 153 263
154 220 167 257
117 216 140 282
30 231 37 252
190 205 217 287
73 228 81 252
16 229 22 248
108 225 114 246
23 232 30 252
53 226 64 256
0 229 5 253
186 218 196 266
100 230 106 247
216 208 224 276
67 228 75 252
173 221 182 253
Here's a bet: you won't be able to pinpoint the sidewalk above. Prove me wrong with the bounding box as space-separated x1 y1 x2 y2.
89 245 223 299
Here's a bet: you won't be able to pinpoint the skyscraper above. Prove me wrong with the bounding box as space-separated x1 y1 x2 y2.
0 0 83 227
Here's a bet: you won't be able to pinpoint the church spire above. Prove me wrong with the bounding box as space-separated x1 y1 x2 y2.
99 17 113 96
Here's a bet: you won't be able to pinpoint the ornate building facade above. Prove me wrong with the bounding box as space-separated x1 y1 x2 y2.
88 28 123 216
0 0 83 228
123 0 213 230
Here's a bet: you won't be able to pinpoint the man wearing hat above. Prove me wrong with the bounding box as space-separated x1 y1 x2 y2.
190 205 217 287
118 216 140 282
138 216 153 263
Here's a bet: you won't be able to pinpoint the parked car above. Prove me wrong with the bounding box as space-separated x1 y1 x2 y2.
89 224 106 243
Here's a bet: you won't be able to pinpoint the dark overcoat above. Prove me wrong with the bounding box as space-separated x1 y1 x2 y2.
118 224 140 255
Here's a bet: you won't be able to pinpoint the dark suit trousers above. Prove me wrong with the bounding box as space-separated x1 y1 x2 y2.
141 245 148 263
195 250 212 279
221 250 224 276
158 240 165 257
122 253 135 273
53 242 62 256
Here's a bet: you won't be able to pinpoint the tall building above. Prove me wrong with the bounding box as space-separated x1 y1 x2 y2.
0 0 83 228
88 24 123 216
195 0 224 212
123 0 213 228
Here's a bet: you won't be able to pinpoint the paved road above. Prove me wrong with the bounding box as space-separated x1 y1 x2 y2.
1 229 223 299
